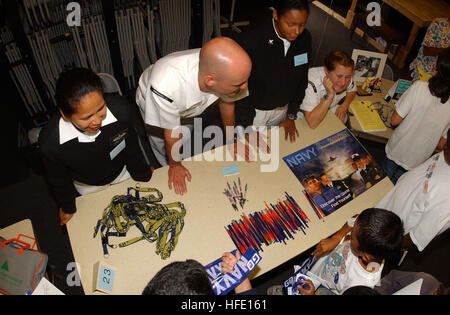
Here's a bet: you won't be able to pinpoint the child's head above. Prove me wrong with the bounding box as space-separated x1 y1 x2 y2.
428 48 450 104
350 208 404 264
142 260 214 295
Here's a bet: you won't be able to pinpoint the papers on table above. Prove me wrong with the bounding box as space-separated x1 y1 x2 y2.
350 100 387 132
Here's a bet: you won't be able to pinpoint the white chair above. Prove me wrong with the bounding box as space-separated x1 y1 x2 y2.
98 72 123 96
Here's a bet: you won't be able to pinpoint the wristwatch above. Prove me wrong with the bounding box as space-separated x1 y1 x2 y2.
287 113 296 121
323 94 333 101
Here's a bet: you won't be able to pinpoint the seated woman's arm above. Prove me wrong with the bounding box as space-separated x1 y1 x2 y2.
390 111 404 127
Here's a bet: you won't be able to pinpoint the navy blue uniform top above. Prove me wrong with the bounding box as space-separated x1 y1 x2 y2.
232 18 312 127
39 93 152 214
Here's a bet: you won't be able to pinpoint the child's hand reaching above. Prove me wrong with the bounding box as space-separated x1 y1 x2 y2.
312 236 341 257
297 279 315 295
221 251 240 274
220 251 252 294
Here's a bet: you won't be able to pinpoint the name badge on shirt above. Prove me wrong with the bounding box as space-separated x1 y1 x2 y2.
294 53 308 67
110 139 126 160
111 129 128 147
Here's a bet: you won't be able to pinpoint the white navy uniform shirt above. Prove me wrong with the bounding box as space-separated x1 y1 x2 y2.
300 66 356 115
136 48 248 130
59 107 117 144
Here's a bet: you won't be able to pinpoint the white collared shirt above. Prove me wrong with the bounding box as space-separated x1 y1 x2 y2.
136 49 217 130
136 48 248 130
59 107 117 144
376 152 450 251
272 18 291 56
300 67 356 114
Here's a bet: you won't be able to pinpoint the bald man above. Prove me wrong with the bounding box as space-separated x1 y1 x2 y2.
136 37 252 195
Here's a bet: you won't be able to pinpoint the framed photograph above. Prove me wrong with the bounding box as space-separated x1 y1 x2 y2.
351 49 387 82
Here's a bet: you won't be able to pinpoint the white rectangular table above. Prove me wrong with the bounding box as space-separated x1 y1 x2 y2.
67 112 393 294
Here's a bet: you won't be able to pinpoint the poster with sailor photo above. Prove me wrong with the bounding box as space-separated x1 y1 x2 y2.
283 129 385 217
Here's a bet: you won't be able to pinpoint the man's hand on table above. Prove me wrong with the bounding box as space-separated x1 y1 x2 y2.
279 118 299 142
168 162 191 195
335 105 348 123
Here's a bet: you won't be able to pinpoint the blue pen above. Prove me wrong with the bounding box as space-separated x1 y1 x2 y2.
256 211 277 243
230 222 249 252
250 213 271 245
271 204 294 239
232 220 252 251
265 211 286 244
268 206 290 238
278 202 305 236
237 218 260 251
302 190 322 219
274 203 296 233
286 197 309 229
242 215 265 250
226 225 245 253
285 192 309 222
280 200 305 231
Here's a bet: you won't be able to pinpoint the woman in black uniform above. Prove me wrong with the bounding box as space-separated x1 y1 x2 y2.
39 68 153 225
233 0 312 142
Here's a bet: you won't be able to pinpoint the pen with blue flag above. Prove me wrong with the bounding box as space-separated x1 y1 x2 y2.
226 225 245 254
242 215 265 249
230 221 248 252
283 197 308 229
285 192 310 223
250 212 272 244
303 190 322 219
237 218 259 251
279 200 303 230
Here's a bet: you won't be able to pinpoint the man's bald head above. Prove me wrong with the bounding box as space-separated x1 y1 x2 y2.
199 37 251 97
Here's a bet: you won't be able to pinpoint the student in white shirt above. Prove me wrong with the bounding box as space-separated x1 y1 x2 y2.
299 50 357 128
383 49 450 184
309 208 403 294
136 37 252 195
377 128 450 252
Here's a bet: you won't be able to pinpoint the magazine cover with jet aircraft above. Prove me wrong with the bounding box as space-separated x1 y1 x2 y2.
283 129 385 217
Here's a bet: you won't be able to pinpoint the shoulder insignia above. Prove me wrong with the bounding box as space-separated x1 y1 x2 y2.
308 80 317 93
150 86 173 103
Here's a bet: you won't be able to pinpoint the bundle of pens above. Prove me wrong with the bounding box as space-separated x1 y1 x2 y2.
302 190 325 219
223 177 247 211
225 192 310 253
